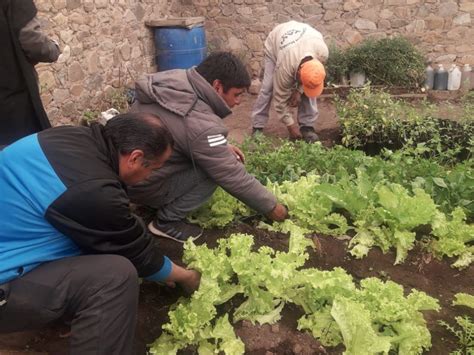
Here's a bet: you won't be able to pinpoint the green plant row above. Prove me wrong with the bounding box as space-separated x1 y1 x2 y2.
265 175 473 269
336 87 474 164
189 136 473 268
325 37 425 87
239 137 473 220
191 171 473 269
150 231 440 354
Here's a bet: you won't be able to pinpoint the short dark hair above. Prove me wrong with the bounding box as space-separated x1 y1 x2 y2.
104 112 173 162
196 51 251 92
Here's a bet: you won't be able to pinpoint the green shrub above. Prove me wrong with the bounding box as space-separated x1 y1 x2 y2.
325 42 348 85
345 37 425 87
336 86 474 163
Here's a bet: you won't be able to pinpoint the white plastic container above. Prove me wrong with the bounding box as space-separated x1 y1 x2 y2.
447 64 461 91
461 64 472 91
350 71 366 87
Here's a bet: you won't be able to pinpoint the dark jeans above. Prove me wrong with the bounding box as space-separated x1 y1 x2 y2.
0 255 139 354
129 168 217 222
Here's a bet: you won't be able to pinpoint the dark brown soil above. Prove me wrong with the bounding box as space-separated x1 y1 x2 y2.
1 94 472 355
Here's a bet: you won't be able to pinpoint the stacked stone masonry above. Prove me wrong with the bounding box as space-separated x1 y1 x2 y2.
37 0 473 124
36 0 169 125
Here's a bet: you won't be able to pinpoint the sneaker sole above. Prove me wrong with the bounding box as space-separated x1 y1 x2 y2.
148 221 203 243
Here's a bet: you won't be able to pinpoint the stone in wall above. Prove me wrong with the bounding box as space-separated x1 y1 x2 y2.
245 33 263 52
324 10 339 21
302 4 323 15
228 37 244 52
453 13 471 26
53 13 67 26
52 0 67 10
355 19 377 30
66 0 81 10
343 29 363 45
68 62 84 82
460 2 474 13
53 88 70 104
406 19 425 33
327 21 347 34
344 0 363 12
438 2 458 18
425 14 445 30
378 19 391 30
359 8 379 22
38 71 56 92
393 6 410 18
435 54 457 63
119 42 131 61
323 0 343 11
70 84 83 97
84 0 94 12
379 9 393 19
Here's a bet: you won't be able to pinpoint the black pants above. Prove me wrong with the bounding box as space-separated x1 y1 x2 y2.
0 255 139 354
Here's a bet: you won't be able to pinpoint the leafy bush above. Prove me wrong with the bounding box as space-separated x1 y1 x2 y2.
325 42 348 85
324 37 425 87
336 86 474 164
345 37 425 87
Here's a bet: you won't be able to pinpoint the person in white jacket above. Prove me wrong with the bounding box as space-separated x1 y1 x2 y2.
251 21 328 142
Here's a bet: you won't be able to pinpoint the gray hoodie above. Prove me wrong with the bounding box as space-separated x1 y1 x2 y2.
128 68 277 215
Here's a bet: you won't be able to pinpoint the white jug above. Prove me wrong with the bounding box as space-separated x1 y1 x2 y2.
350 71 366 87
447 64 461 91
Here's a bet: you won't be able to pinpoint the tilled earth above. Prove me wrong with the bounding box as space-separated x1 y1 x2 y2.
2 223 472 354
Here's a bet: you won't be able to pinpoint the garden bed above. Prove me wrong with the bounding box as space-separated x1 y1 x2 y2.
0 93 471 354
1 223 472 354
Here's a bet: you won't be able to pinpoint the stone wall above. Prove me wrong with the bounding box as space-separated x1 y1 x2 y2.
171 0 474 78
37 0 473 124
36 0 170 125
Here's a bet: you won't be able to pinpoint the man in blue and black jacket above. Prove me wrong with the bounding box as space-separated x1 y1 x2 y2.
0 112 200 354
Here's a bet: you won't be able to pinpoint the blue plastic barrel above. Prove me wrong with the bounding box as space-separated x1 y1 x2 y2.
154 26 207 71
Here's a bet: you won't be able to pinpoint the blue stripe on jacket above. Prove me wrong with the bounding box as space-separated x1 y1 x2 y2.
0 134 80 284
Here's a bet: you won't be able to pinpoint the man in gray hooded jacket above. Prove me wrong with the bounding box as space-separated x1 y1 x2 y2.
128 52 288 242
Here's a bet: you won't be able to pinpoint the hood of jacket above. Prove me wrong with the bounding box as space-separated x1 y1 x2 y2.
134 67 232 119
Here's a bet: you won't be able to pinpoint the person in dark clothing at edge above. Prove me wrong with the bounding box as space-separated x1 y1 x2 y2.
0 112 201 354
128 52 289 243
0 0 60 146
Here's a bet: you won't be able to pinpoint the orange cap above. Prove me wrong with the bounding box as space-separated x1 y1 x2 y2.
300 59 326 98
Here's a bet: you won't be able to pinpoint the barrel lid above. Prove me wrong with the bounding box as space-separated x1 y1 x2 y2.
145 17 205 29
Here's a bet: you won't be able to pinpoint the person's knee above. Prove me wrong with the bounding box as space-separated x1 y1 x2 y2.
104 255 138 285
91 255 139 301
